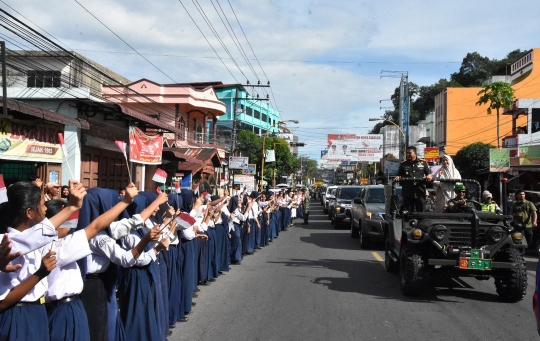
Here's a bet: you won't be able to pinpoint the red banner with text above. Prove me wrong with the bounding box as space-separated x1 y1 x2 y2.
129 126 163 165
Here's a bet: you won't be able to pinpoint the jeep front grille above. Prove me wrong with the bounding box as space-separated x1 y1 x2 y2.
448 227 487 247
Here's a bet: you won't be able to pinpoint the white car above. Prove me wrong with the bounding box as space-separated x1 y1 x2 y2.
322 185 338 214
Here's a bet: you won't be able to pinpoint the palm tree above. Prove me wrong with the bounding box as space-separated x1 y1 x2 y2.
476 82 515 148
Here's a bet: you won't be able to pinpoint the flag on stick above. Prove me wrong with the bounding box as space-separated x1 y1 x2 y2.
115 140 132 183
152 168 167 184
174 213 197 230
58 133 76 180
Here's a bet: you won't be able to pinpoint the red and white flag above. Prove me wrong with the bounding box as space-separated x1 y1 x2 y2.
62 210 79 229
57 133 68 158
115 141 128 159
152 168 167 184
174 213 197 230
174 182 181 194
0 174 7 204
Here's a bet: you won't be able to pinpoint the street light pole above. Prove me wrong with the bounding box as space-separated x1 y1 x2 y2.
261 119 299 191
369 117 406 161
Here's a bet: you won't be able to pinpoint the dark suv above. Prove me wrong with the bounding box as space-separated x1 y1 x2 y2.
329 186 362 229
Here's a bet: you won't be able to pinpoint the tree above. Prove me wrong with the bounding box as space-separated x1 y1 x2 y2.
476 81 515 148
450 52 495 87
453 142 492 179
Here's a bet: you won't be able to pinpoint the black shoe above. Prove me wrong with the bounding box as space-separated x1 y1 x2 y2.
192 302 197 306
232 261 242 265
192 293 199 298
169 324 176 329
168 330 173 336
178 317 189 322
194 288 200 293
218 271 224 274
184 311 191 315
209 278 216 282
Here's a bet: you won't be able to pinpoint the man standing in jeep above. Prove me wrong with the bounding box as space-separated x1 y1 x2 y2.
511 190 537 246
394 146 433 212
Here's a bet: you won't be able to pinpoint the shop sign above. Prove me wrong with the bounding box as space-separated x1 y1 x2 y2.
424 147 439 163
0 117 63 162
489 148 510 172
517 145 540 165
229 156 249 169
129 126 163 165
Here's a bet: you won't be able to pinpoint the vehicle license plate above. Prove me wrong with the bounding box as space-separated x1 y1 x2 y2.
459 258 492 270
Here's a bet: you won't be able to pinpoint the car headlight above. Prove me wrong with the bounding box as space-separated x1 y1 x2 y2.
335 206 342 212
487 226 506 243
366 211 381 219
430 224 447 241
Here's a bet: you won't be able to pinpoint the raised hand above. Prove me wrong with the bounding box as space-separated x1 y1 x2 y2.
124 183 139 203
0 234 22 272
68 182 87 208
38 251 57 276
156 192 169 205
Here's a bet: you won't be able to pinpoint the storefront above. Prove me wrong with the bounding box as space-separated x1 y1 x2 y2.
0 97 89 186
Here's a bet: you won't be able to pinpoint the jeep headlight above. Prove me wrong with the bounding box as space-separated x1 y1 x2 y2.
412 228 423 239
512 232 524 242
487 226 506 243
409 219 418 228
430 224 447 241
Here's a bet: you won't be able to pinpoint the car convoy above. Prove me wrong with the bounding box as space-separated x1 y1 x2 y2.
321 180 531 306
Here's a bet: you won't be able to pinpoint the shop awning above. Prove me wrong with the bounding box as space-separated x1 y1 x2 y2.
115 104 183 135
1 97 90 129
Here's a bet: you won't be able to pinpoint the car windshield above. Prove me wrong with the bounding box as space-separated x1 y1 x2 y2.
339 187 360 199
366 188 402 203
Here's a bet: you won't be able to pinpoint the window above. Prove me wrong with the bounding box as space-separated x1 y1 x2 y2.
262 113 267 122
246 107 252 117
27 71 61 88
254 110 260 120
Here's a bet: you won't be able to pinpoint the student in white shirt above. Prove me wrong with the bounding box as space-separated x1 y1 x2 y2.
0 181 86 341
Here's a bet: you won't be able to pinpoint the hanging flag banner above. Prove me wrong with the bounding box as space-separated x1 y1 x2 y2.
265 149 276 162
129 126 163 165
0 117 63 162
152 168 168 183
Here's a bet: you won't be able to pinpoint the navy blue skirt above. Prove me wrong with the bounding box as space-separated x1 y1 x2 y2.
48 299 90 341
206 228 218 280
165 245 182 325
181 239 196 314
214 223 230 272
0 304 49 341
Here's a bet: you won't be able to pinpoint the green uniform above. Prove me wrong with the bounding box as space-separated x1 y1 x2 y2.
511 199 536 229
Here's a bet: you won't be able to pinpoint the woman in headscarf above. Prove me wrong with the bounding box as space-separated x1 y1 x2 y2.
433 154 461 212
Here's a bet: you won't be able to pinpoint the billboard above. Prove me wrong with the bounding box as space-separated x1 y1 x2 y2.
129 126 163 165
229 156 249 169
322 134 383 163
490 148 510 172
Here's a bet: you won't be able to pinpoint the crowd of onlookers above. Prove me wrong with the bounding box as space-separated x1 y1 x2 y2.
0 178 312 341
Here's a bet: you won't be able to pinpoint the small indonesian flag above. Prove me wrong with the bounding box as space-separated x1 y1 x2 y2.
174 182 181 194
57 133 68 158
152 168 167 184
115 141 128 159
62 210 79 229
0 174 7 204
174 212 197 230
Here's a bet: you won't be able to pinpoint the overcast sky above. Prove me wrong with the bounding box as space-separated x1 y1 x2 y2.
2 0 540 161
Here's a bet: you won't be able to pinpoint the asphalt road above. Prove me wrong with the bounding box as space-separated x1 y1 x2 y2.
170 200 539 341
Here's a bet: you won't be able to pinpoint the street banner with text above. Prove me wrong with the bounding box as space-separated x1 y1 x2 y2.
0 117 63 163
229 156 249 169
424 147 440 163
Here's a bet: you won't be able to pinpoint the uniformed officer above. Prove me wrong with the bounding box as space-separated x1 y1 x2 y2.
394 146 433 212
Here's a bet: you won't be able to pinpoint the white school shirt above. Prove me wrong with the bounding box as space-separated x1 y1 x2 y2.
246 202 259 220
0 218 57 255
0 223 85 302
84 214 147 274
119 232 157 267
45 229 92 302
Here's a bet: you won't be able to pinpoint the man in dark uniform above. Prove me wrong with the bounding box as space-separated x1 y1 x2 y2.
394 146 433 212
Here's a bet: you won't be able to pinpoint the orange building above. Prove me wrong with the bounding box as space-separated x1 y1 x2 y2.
434 82 527 156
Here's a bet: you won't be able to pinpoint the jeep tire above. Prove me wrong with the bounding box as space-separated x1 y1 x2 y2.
400 243 424 296
494 248 527 303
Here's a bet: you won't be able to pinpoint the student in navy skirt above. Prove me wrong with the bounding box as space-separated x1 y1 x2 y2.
0 181 86 341
227 196 246 264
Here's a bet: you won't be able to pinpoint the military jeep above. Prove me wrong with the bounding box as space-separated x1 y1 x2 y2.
383 178 527 302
